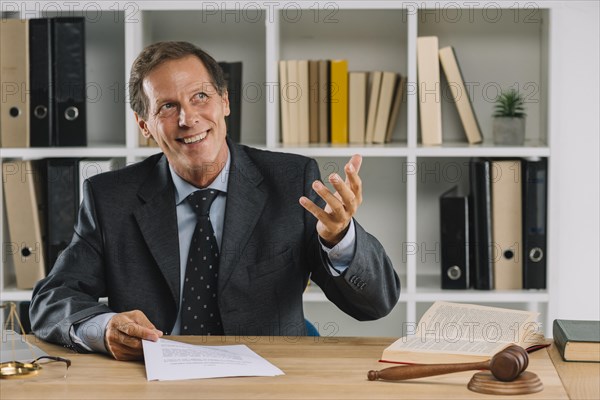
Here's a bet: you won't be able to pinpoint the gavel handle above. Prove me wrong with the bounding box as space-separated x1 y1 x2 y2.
368 360 490 381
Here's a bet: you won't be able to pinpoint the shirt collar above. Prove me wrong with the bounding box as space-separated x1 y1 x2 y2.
169 150 231 206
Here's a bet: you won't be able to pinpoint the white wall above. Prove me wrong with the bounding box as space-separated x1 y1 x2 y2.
551 3 600 321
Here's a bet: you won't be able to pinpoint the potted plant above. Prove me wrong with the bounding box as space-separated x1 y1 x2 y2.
493 89 526 145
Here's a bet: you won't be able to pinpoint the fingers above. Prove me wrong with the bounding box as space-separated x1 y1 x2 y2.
299 195 330 223
105 329 143 361
318 178 348 215
105 310 163 361
344 155 363 205
299 177 352 244
300 179 346 225
317 155 363 215
123 310 162 340
347 154 363 176
299 154 364 246
299 195 348 247
329 173 359 213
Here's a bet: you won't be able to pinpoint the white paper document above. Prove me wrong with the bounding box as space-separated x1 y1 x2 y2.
142 338 284 381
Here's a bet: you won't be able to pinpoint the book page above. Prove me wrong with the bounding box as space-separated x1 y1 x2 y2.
415 302 538 346
384 302 541 361
398 335 507 356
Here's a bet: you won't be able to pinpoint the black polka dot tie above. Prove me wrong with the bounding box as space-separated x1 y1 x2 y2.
180 189 224 335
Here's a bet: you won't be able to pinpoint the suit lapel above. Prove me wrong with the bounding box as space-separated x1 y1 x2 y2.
133 155 180 305
219 141 267 292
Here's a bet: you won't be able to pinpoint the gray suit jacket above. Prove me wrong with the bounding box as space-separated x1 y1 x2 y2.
30 141 400 350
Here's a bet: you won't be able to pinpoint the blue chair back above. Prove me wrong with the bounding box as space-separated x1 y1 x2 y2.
305 319 319 336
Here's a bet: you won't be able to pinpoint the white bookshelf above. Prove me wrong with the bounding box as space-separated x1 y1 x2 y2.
2 1 599 337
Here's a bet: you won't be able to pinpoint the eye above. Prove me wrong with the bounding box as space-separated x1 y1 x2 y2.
157 102 178 116
193 92 209 102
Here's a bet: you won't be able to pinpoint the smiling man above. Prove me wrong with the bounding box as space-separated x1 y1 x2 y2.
30 42 400 360
135 53 230 189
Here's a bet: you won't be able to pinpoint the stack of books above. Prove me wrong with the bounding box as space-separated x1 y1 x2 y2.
417 36 483 145
279 60 405 145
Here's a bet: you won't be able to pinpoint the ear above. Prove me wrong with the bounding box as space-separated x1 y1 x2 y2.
134 112 152 139
221 89 231 117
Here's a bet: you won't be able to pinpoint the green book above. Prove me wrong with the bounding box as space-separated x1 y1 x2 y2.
553 319 600 362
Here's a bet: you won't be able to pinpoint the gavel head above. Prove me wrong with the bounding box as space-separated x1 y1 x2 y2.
489 345 529 382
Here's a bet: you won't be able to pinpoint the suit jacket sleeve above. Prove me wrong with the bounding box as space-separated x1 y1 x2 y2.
29 179 113 351
302 159 401 320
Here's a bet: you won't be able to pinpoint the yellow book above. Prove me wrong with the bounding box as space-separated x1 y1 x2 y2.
330 60 348 144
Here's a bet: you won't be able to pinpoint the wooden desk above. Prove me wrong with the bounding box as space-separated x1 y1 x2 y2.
548 343 600 400
0 337 574 399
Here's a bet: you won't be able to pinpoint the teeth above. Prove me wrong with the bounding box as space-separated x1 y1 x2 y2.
182 131 208 144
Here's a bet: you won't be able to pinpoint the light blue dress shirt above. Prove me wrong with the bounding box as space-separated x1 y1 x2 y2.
72 151 356 351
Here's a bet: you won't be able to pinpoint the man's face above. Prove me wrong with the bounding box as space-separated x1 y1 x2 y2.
136 55 230 185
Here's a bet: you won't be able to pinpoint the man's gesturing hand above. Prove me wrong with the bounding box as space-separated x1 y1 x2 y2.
105 310 163 361
299 154 363 247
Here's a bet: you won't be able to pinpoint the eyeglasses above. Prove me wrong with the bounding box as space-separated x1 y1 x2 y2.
0 356 71 380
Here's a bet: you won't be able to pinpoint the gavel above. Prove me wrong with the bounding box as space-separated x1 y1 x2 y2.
368 345 529 382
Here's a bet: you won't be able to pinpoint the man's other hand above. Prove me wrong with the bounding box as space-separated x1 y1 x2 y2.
300 154 363 247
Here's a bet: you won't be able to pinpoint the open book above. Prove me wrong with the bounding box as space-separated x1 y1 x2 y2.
381 302 546 364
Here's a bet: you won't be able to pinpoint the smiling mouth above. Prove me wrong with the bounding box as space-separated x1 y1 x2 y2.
178 131 209 144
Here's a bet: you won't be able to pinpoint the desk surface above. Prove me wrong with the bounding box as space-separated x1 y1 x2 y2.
0 336 585 399
547 342 600 400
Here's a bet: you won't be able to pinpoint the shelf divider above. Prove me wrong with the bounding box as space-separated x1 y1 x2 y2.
265 6 280 148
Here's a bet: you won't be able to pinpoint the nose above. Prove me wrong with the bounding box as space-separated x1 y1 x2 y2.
178 103 199 128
